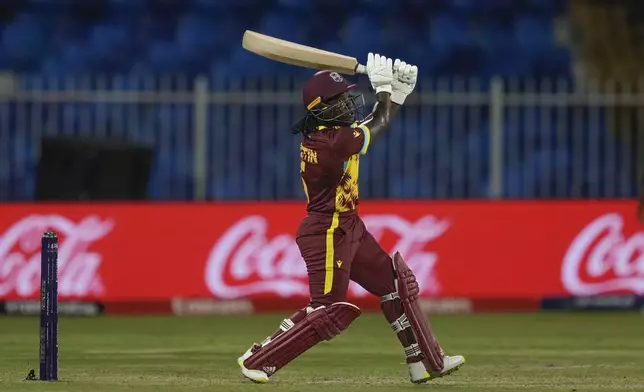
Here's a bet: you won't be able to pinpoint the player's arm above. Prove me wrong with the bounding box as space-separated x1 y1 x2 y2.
333 92 395 159
360 92 396 142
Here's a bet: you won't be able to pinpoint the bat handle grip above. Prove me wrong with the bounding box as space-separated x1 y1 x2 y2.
355 64 367 75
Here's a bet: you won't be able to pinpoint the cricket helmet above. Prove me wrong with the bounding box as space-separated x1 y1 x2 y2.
293 70 365 135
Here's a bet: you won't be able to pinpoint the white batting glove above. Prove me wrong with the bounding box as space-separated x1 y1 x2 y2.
366 53 393 94
391 59 418 105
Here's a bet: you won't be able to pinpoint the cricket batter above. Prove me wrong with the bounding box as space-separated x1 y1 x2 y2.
237 53 465 383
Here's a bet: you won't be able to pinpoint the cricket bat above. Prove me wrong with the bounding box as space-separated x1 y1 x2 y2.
242 30 367 75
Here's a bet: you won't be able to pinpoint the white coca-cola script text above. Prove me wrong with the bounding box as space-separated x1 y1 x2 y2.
204 214 448 299
0 214 113 297
562 213 644 295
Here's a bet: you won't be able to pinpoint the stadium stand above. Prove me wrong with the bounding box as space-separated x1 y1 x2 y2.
2 0 638 201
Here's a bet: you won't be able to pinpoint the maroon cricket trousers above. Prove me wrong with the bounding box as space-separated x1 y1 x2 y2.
295 211 397 308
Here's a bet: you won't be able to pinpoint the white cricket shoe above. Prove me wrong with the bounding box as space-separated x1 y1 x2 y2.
408 355 465 383
237 344 270 384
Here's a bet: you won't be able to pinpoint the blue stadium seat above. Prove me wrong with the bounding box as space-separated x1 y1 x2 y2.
381 16 419 51
89 24 131 61
533 46 571 76
147 41 185 74
475 21 515 50
41 43 93 75
527 0 562 13
404 42 445 73
403 0 449 11
360 0 397 11
2 14 48 69
194 0 260 8
515 15 553 48
256 12 305 43
40 57 72 76
29 0 71 5
135 14 177 43
228 46 281 76
482 46 534 78
450 0 486 13
210 60 230 80
210 17 243 49
49 15 88 47
108 0 147 10
439 45 486 76
429 13 470 47
276 0 316 12
176 13 219 68
193 0 234 7
343 14 383 50
483 0 515 12
0 2 572 81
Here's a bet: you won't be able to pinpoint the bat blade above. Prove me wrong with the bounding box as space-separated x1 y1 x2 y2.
242 30 366 75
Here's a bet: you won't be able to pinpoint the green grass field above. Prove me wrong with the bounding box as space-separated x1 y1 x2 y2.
1 313 643 391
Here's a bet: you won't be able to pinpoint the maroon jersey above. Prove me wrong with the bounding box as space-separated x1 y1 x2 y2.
300 123 371 214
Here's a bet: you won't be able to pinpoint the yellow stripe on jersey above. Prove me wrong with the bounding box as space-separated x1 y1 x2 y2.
359 124 371 155
300 160 309 202
324 212 340 295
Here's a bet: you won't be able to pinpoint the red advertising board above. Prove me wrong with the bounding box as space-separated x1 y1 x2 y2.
0 201 642 308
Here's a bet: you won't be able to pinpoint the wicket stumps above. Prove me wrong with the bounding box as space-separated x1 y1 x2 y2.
33 230 59 381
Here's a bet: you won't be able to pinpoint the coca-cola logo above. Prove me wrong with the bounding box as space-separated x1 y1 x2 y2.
562 213 644 295
0 214 113 298
204 214 448 299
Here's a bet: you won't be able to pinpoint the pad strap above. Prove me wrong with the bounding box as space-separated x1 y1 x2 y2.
380 292 399 302
280 319 295 332
404 343 422 358
390 314 411 333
